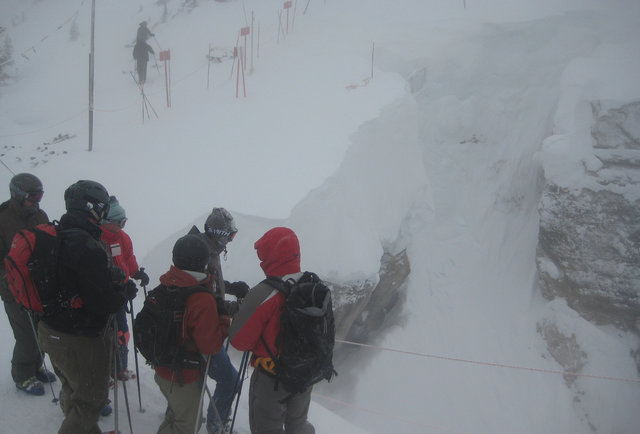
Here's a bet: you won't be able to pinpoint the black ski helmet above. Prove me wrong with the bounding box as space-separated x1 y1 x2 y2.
172 234 210 272
64 180 110 223
9 173 43 203
204 208 237 246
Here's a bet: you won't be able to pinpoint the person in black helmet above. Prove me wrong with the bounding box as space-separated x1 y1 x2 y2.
37 180 137 434
136 21 154 43
189 207 249 434
133 21 155 85
0 173 56 396
154 234 229 434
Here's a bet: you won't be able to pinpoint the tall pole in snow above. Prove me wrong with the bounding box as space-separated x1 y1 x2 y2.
371 42 375 79
88 0 95 151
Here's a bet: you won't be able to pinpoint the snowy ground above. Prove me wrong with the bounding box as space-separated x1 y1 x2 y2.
1 0 639 433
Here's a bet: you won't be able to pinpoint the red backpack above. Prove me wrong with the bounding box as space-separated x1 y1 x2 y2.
4 223 61 314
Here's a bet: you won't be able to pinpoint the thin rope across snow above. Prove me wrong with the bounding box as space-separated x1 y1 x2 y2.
335 339 640 384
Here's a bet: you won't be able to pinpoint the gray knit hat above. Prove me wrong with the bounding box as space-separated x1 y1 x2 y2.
105 196 126 223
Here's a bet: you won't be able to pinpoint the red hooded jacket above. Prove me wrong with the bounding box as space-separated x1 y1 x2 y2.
230 227 301 370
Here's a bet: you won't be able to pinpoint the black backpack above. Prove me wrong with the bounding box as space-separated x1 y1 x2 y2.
262 271 337 398
133 284 209 375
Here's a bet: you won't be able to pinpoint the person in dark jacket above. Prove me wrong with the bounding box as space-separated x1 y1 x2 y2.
37 180 136 434
154 234 229 434
189 207 249 434
136 21 154 43
132 38 154 85
0 173 56 396
230 227 315 434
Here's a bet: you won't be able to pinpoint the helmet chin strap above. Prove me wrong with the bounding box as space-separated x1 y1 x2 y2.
88 208 104 224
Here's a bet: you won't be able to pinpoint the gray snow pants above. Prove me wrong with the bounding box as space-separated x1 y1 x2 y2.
155 373 204 434
248 368 315 434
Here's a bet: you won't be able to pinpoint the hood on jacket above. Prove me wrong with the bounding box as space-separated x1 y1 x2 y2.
254 227 300 277
159 265 212 289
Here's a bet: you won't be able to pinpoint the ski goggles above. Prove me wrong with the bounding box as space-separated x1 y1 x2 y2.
25 191 43 203
105 217 127 228
205 227 237 244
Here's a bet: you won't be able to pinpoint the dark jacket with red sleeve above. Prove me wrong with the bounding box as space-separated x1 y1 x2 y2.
42 210 128 336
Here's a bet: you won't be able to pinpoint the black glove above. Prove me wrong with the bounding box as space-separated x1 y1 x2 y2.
215 296 227 315
133 267 150 286
225 281 249 299
223 300 239 317
123 280 138 301
215 296 239 316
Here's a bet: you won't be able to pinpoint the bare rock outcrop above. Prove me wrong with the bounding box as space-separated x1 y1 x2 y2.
537 101 640 377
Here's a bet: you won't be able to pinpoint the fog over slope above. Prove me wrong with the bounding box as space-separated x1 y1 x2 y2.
0 0 639 433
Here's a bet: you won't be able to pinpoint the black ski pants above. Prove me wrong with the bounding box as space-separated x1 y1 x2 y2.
3 300 43 384
136 59 148 84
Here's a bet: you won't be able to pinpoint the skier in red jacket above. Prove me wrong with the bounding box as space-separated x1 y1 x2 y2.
154 234 229 434
101 196 149 381
230 227 315 434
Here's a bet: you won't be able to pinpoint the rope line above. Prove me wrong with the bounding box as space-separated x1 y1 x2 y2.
1 57 216 138
0 109 86 138
335 339 640 384
313 392 467 434
1 0 88 68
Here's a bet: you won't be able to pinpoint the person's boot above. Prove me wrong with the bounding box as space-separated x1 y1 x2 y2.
35 366 57 383
100 400 113 417
16 376 45 396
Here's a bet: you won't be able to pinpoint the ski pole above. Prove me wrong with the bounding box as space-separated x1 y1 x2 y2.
129 299 144 413
121 377 134 434
114 311 135 432
0 158 15 176
153 35 162 52
304 0 312 14
129 71 158 119
112 317 119 434
152 52 161 74
194 354 212 434
27 311 58 403
229 352 250 434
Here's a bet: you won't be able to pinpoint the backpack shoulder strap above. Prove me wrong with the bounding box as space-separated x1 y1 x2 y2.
262 277 292 297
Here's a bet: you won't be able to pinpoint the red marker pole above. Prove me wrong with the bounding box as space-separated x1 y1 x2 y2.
284 1 292 35
159 49 171 107
236 47 246 98
250 12 255 72
240 26 250 71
